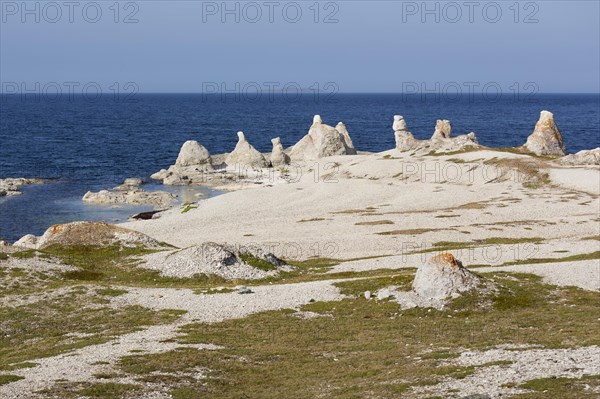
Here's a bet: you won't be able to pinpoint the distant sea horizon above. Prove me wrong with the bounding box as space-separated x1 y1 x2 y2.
1 93 599 241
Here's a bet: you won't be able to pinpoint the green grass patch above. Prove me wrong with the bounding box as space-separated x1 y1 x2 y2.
501 251 600 266
512 375 600 398
0 375 24 385
73 272 599 399
239 253 278 272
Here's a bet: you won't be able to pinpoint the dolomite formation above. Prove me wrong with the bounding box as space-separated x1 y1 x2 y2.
0 178 44 197
270 137 290 166
560 148 600 166
412 253 482 300
175 140 213 168
335 122 358 155
151 140 214 185
82 186 176 208
524 110 566 156
393 115 419 151
290 115 357 160
431 119 453 140
13 221 160 250
225 131 268 168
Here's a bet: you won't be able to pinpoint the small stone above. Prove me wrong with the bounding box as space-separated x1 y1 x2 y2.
236 286 253 294
364 291 372 300
377 289 392 300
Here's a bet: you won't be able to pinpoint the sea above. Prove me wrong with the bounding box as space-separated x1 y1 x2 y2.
1 93 599 242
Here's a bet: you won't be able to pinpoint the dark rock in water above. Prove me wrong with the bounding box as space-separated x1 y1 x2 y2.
131 210 166 220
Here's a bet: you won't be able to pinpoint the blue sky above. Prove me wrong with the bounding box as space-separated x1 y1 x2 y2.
1 1 599 93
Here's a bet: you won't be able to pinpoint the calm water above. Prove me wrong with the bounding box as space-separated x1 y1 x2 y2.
1 93 599 241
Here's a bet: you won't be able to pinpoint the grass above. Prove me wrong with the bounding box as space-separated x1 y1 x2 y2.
297 218 326 223
0 375 24 385
10 250 36 259
0 290 185 369
500 250 600 266
95 287 128 297
47 271 595 399
512 375 600 398
354 220 394 226
239 253 278 271
376 228 436 236
409 237 544 254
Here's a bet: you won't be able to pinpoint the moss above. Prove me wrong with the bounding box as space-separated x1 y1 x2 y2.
513 375 600 398
10 250 36 259
0 375 24 385
95 288 128 297
501 251 600 266
239 253 278 271
77 382 142 398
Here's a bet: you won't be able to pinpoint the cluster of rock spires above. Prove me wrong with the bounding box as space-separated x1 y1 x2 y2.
393 116 479 153
151 115 358 185
151 109 594 188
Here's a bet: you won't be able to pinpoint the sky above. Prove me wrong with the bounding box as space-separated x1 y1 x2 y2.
1 0 599 93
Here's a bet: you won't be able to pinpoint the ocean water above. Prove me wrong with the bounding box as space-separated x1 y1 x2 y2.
1 93 599 242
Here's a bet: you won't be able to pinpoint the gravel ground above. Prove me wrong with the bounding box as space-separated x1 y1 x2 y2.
0 279 345 398
416 346 600 398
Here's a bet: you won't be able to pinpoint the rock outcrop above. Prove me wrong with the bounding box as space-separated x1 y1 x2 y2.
0 178 44 197
412 253 482 300
175 140 213 168
335 122 358 155
524 111 566 156
225 132 268 168
82 185 176 208
140 242 290 279
13 221 160 249
151 140 215 185
290 115 357 160
270 137 290 166
560 148 600 166
429 119 479 152
393 115 419 151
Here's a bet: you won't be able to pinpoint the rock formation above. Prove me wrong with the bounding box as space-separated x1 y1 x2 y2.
82 182 176 208
140 242 289 279
429 119 479 152
412 253 482 300
151 140 215 185
0 178 44 197
560 148 600 166
175 140 213 168
270 137 290 166
335 122 358 155
393 115 419 151
431 119 452 140
523 111 566 156
13 221 160 250
290 115 357 160
225 131 268 168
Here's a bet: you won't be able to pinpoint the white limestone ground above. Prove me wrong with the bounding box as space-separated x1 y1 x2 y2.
415 346 600 398
2 136 599 396
0 280 345 398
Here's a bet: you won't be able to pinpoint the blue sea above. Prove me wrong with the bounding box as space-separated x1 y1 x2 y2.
1 93 599 242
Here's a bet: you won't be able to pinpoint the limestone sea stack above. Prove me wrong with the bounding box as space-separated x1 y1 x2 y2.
393 115 418 151
225 131 268 168
151 140 214 185
524 110 566 156
290 115 357 160
175 140 213 168
335 122 358 155
270 137 290 166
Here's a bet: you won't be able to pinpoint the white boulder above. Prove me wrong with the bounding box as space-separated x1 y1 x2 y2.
412 253 482 300
175 140 213 168
560 148 600 166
